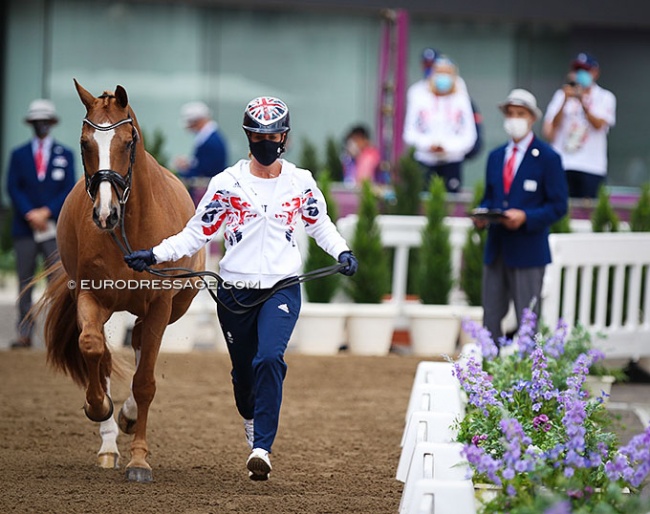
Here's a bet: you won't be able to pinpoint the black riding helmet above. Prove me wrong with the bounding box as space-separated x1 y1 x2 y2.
242 96 291 135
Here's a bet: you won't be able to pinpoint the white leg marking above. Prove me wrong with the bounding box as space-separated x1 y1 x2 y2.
98 377 120 456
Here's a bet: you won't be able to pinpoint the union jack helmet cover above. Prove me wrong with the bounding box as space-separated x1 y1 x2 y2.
242 96 290 134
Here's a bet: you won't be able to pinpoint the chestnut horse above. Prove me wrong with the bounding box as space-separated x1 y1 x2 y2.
40 80 205 482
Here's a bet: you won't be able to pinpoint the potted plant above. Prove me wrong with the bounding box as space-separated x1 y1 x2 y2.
324 136 344 183
345 179 396 355
294 170 348 355
391 148 424 297
453 311 650 513
591 186 620 233
404 176 461 356
630 183 650 232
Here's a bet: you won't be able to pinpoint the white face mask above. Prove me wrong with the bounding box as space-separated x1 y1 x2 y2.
503 117 530 140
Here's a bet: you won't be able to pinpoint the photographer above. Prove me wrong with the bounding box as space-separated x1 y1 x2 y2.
542 53 616 199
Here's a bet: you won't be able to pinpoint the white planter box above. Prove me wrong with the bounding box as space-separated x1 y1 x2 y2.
404 303 462 357
347 303 398 356
584 375 616 402
294 302 348 355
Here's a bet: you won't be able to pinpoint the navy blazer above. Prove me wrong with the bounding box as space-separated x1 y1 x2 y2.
480 135 568 268
6 139 77 238
180 130 228 178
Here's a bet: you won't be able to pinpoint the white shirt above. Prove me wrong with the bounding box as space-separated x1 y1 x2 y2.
193 120 219 146
403 78 477 165
31 136 53 164
504 131 534 180
153 159 350 288
543 83 616 176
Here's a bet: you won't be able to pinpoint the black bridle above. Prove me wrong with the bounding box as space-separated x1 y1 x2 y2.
82 116 137 205
81 114 343 314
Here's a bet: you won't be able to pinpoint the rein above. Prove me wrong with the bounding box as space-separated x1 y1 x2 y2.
83 115 343 314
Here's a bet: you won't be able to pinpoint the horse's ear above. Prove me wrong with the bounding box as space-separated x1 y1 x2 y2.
115 85 128 109
74 78 96 110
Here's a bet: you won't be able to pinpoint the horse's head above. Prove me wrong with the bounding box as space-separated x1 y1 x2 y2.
75 79 139 231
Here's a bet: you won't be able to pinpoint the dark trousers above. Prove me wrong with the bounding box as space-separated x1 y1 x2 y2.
14 236 59 339
481 254 545 344
420 161 462 193
566 170 605 199
217 282 301 453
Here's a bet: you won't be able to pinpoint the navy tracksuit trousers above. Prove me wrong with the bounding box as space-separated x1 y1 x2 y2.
217 282 301 453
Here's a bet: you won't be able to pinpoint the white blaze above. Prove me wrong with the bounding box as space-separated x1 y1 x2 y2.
93 127 116 228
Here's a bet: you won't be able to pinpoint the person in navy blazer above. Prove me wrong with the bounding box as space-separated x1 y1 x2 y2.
173 101 228 205
6 99 76 348
472 89 568 344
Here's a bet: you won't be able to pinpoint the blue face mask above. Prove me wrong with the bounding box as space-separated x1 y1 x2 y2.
576 69 593 88
433 73 454 93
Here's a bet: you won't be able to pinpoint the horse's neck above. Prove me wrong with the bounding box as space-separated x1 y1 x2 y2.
130 150 156 201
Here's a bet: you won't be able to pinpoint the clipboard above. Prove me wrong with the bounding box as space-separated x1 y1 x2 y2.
468 208 506 222
34 220 57 243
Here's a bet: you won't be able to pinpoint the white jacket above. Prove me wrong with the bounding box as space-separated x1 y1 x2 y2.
403 81 477 166
153 159 350 288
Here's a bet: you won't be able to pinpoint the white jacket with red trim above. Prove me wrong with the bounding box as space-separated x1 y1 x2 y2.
153 159 350 288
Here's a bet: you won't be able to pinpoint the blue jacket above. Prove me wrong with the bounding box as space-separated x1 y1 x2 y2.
180 130 228 178
480 135 568 268
6 139 77 238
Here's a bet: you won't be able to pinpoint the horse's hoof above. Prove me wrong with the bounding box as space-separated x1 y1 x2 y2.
125 466 153 483
97 452 120 469
118 408 137 434
84 395 114 422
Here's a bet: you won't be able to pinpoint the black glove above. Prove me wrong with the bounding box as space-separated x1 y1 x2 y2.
124 249 156 272
338 251 358 277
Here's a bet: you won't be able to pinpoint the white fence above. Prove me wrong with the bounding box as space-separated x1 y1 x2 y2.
542 232 650 360
102 215 650 360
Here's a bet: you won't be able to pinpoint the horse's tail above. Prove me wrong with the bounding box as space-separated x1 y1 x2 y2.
32 262 115 387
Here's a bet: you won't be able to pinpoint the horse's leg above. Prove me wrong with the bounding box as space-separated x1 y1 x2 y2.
97 376 120 469
118 318 143 435
77 291 113 422
124 298 172 483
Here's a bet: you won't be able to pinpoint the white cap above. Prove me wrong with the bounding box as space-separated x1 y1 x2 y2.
25 99 59 123
498 88 542 120
180 101 211 128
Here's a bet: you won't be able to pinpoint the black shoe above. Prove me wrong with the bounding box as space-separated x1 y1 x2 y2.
10 338 32 349
623 360 650 384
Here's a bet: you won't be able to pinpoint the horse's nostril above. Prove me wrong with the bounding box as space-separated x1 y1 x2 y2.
108 209 119 226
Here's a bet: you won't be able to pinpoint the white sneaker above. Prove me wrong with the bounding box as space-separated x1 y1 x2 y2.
247 448 271 481
243 418 254 449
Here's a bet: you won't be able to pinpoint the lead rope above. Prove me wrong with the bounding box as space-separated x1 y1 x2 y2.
112 202 344 314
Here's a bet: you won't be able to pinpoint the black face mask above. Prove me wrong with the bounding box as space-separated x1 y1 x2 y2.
32 121 52 139
249 139 283 166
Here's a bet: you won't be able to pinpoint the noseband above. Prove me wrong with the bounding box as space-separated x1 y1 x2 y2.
82 116 138 205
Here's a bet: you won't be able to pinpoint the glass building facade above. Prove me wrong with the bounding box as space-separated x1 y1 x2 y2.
2 0 649 204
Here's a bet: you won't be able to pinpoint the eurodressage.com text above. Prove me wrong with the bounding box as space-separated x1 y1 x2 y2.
68 279 261 291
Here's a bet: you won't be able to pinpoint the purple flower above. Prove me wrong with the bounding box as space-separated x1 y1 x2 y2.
528 343 557 407
471 434 488 446
533 414 552 432
461 318 499 360
544 500 572 514
605 424 650 487
516 308 538 357
453 355 503 415
544 319 569 359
